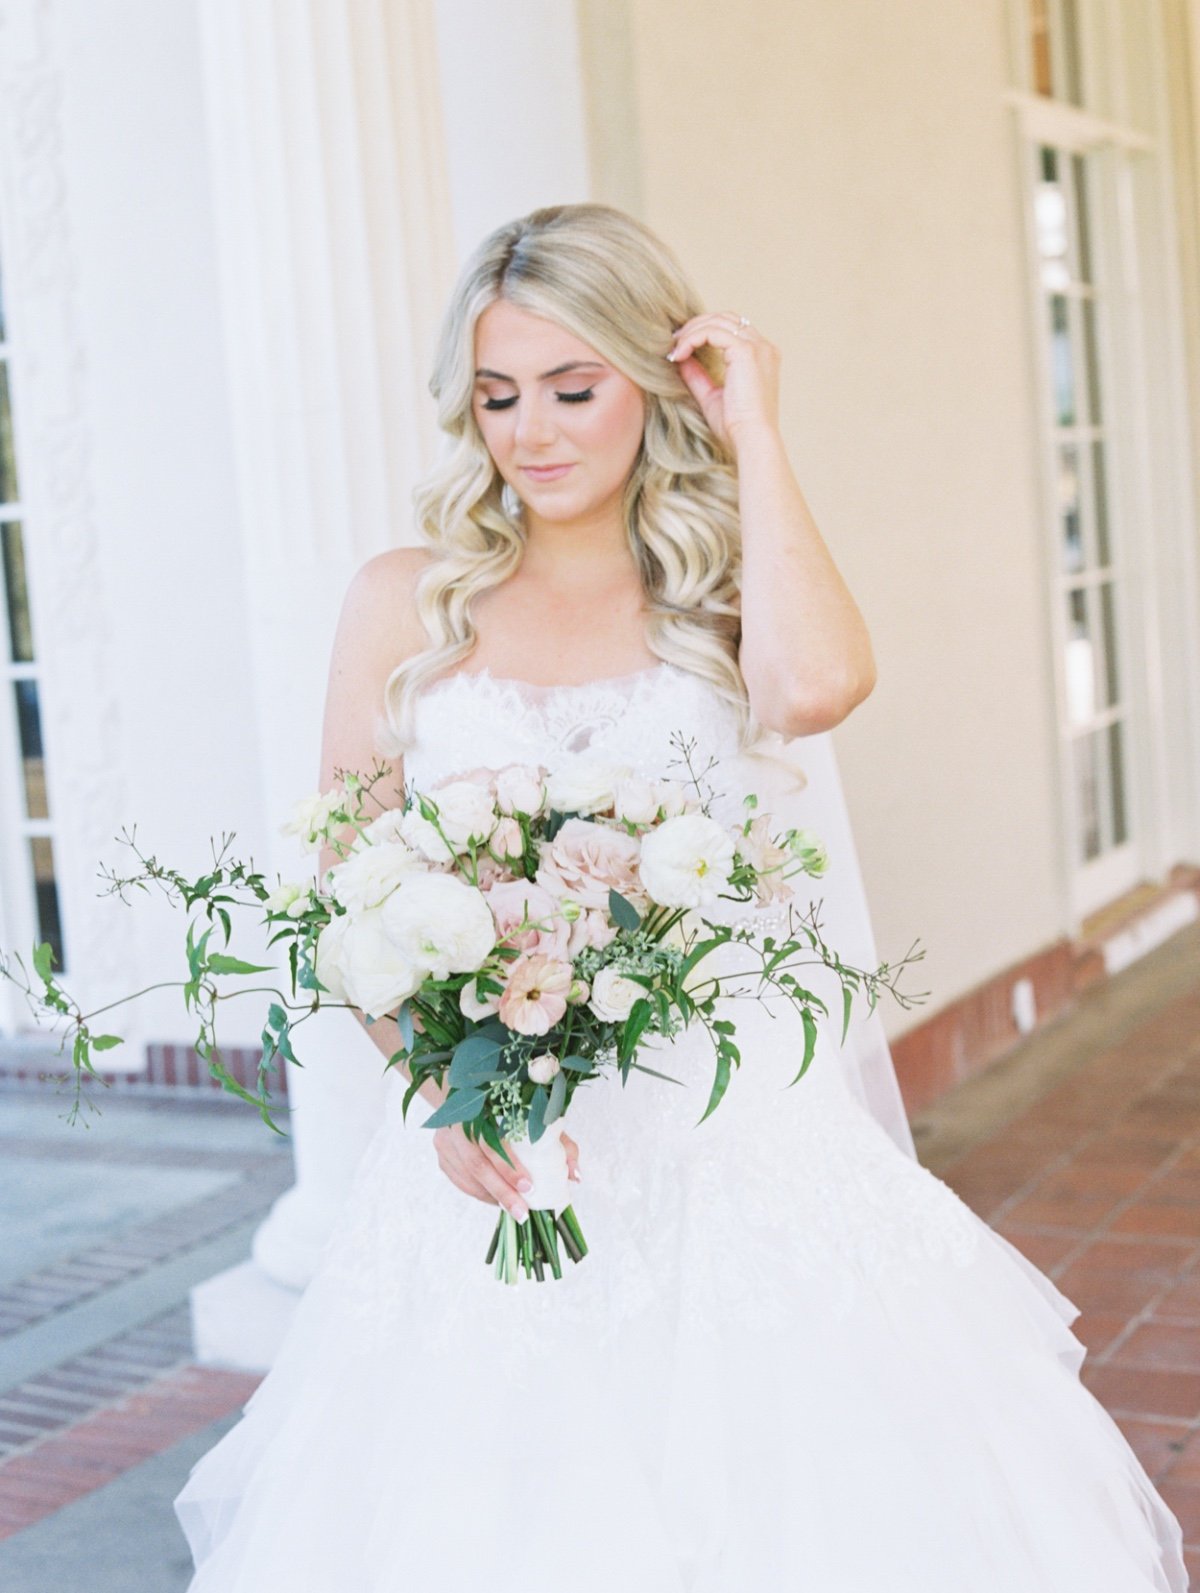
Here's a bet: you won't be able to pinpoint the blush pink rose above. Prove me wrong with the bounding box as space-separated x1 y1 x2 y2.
484 879 570 960
498 953 573 1036
536 818 645 912
567 908 619 958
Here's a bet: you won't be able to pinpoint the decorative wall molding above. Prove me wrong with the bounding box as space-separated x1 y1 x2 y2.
0 0 138 1053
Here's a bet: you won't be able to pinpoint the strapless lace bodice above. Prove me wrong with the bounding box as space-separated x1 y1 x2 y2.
403 662 744 816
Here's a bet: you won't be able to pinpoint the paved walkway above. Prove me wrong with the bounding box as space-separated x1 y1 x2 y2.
0 922 1197 1589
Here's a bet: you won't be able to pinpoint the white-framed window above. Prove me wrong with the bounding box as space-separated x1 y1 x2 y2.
0 260 67 1011
1006 0 1199 922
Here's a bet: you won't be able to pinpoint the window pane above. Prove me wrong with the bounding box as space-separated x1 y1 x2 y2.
1049 294 1075 424
1036 149 1070 291
14 678 48 819
2 521 33 661
28 835 66 974
1057 445 1083 573
0 364 17 505
1065 587 1098 724
1107 720 1128 845
1072 730 1102 860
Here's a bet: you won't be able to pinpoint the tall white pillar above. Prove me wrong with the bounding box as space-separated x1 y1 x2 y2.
190 0 594 1371
188 0 457 1370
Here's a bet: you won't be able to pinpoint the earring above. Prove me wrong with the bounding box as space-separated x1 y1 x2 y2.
501 481 525 526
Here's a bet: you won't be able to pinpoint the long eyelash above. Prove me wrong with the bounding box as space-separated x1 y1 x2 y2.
481 388 596 411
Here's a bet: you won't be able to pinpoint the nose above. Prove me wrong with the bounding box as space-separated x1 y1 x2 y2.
513 393 558 450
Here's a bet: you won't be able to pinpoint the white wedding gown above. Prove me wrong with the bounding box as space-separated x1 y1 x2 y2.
174 663 1188 1591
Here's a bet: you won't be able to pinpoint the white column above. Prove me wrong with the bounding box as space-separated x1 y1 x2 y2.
190 0 594 1372
188 0 457 1370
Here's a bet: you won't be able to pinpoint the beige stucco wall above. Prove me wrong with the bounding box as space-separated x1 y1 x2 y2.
579 0 1069 1036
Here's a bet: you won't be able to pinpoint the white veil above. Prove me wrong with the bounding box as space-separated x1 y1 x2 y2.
736 727 919 1162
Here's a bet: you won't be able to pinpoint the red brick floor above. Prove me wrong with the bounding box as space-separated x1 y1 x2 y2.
935 982 1200 1581
0 1364 261 1538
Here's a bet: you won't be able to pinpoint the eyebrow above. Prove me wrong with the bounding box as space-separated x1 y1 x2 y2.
473 360 605 382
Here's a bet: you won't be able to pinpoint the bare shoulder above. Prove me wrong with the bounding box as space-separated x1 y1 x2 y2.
336 545 434 666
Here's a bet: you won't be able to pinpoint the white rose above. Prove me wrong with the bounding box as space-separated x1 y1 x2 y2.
314 908 352 1002
381 872 496 980
494 764 547 818
545 757 629 817
428 780 499 850
331 906 424 1019
489 816 525 862
654 779 689 819
588 966 646 1023
459 978 501 1021
353 808 409 850
400 805 455 864
613 775 660 826
638 813 737 909
328 841 422 914
280 787 344 852
527 1052 561 1085
265 881 304 914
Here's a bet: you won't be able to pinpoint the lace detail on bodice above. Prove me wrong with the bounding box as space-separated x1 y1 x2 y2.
403 663 745 820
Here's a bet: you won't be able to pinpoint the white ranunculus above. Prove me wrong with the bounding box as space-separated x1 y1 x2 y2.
265 881 304 914
328 841 423 914
639 813 737 909
527 1052 561 1085
545 757 629 817
280 787 345 852
588 966 646 1023
428 780 499 850
326 906 424 1019
613 775 660 826
494 764 547 818
381 872 496 980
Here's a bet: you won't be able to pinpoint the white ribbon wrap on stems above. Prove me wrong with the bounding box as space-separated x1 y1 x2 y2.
511 1118 573 1212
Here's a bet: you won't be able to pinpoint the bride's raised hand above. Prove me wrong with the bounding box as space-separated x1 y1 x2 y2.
667 311 780 452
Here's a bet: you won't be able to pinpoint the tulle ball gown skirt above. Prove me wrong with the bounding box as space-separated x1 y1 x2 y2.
173 1003 1188 1591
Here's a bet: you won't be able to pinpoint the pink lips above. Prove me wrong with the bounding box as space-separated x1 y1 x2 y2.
520 463 575 481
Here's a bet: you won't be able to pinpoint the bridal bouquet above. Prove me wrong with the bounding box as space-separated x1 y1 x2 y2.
0 737 925 1287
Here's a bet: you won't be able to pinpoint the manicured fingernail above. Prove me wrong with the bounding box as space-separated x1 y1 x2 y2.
517 1178 532 1193
513 1203 528 1222
665 349 678 362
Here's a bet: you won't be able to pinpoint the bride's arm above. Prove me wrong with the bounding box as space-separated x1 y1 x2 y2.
315 546 446 1111
313 549 552 1214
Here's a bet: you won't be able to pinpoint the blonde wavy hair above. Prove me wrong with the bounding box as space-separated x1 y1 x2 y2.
379 201 753 757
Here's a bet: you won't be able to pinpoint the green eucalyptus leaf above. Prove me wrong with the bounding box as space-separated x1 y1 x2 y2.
421 1086 487 1130
608 888 641 931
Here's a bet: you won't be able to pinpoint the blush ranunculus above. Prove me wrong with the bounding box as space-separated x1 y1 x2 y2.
498 953 573 1036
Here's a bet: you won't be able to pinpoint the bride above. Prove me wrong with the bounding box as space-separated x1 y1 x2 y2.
174 202 1187 1590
